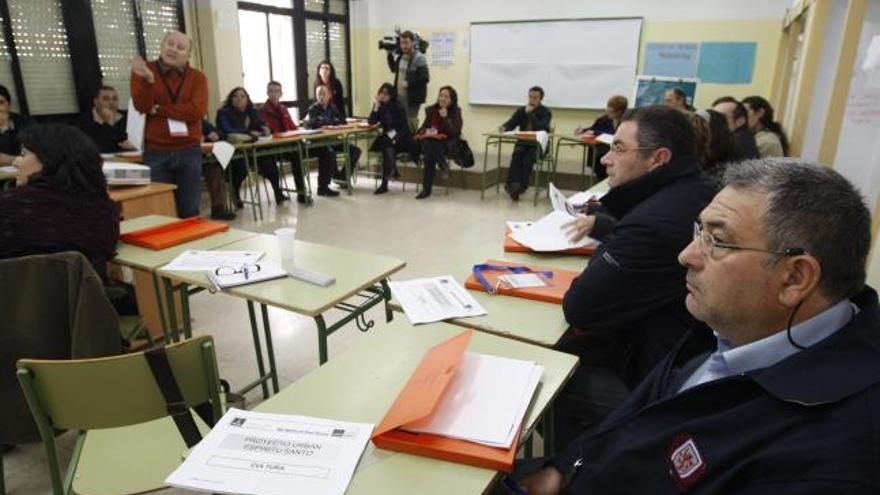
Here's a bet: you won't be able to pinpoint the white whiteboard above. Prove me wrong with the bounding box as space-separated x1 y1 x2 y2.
469 18 643 109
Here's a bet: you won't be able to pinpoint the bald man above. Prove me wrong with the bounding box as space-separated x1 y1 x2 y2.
131 31 209 218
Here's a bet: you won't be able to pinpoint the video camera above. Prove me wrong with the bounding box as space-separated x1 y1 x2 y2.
377 28 429 56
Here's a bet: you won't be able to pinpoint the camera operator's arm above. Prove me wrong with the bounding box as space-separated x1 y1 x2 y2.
386 51 398 73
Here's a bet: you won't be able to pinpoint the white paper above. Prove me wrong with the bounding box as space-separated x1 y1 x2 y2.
0 165 16 173
403 352 543 448
863 35 880 71
162 250 264 272
125 98 145 151
166 408 373 495
387 129 398 140
498 273 547 289
389 276 486 325
510 210 597 252
568 190 606 206
502 129 549 153
506 221 533 232
596 133 614 145
549 183 581 217
168 118 189 137
206 260 289 290
211 141 236 170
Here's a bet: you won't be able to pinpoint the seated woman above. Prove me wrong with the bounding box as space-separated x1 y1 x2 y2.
368 83 415 195
0 123 119 280
305 85 361 197
414 85 462 199
575 95 627 181
742 95 789 157
0 84 31 167
216 87 287 207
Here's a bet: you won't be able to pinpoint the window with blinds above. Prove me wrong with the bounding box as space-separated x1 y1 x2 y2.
91 0 140 108
140 0 181 59
0 12 18 112
305 19 326 91
7 0 77 115
328 21 347 97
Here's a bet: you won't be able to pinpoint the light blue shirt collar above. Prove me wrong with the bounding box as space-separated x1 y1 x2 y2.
679 300 857 392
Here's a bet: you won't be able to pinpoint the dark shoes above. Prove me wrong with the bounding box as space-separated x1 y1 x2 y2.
275 193 290 204
233 198 244 210
374 183 389 195
211 205 237 220
296 194 308 204
317 187 340 197
505 182 523 201
416 190 431 200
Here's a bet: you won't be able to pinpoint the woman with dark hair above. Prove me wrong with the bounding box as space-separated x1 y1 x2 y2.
742 96 788 157
368 82 415 195
703 109 740 180
0 84 31 166
216 86 288 207
313 60 347 119
0 123 119 279
414 85 462 199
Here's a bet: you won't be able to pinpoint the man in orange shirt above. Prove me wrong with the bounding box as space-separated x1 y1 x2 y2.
130 31 208 218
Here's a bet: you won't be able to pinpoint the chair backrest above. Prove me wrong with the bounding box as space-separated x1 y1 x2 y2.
17 335 222 431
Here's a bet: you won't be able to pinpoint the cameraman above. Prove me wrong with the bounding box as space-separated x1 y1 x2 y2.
387 31 429 130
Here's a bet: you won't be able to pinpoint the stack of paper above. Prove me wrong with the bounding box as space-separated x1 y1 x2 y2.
163 250 264 272
402 352 543 449
509 183 599 252
568 189 607 207
389 276 487 324
166 409 373 495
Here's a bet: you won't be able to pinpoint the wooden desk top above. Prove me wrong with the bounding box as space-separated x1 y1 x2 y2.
108 182 177 202
256 317 578 495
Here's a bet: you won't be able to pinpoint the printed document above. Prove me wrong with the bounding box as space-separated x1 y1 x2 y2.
549 183 581 217
506 221 534 232
166 408 373 495
389 276 487 325
162 250 264 272
509 210 597 252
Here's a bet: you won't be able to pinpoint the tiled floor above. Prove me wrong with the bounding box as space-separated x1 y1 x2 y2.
4 173 572 494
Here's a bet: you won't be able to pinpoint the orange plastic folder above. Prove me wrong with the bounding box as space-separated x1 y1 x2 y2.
120 217 229 250
371 330 521 472
464 259 579 305
503 227 596 255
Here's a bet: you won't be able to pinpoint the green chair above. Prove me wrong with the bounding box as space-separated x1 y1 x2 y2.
16 335 223 495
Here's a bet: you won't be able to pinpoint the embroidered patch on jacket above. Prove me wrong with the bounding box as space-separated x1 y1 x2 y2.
666 434 707 491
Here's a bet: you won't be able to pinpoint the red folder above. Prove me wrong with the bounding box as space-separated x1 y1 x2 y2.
372 330 521 472
503 227 596 255
120 217 229 250
464 259 579 304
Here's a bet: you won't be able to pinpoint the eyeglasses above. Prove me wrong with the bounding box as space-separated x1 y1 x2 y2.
693 222 805 259
609 143 658 155
215 263 261 276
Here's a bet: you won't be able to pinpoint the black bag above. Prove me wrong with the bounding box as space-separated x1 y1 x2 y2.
454 139 475 168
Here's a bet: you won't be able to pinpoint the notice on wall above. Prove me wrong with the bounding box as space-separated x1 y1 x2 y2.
430 32 455 66
644 43 699 78
697 42 757 84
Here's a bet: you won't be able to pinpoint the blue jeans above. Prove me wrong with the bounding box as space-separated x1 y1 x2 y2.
143 145 203 218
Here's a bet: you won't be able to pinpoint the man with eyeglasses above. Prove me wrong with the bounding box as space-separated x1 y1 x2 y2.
554 105 717 445
512 159 879 495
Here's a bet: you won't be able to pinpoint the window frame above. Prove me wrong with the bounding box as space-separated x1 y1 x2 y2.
0 0 185 120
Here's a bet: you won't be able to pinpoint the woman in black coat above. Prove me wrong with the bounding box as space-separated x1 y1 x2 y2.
368 83 415 195
414 85 462 199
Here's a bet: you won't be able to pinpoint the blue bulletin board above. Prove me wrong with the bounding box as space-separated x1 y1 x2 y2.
634 77 698 108
697 42 757 84
644 43 700 78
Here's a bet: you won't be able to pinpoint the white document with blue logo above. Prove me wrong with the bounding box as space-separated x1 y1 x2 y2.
389 276 487 324
166 408 373 495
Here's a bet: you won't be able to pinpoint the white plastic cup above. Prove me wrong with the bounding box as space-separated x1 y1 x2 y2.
275 228 296 261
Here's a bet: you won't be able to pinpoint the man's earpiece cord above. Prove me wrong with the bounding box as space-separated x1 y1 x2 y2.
786 300 807 350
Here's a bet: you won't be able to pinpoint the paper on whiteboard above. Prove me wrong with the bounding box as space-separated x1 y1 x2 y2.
211 141 236 170
125 98 145 151
510 210 597 252
166 408 373 495
389 276 486 325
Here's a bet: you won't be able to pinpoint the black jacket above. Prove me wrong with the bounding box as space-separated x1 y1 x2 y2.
0 113 31 157
733 126 760 160
552 287 880 494
501 105 552 134
368 99 416 158
305 102 345 129
561 156 717 387
77 111 128 153
388 51 429 106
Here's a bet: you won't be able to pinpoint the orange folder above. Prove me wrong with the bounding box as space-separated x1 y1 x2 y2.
372 330 521 472
464 259 579 305
120 217 229 250
503 227 596 255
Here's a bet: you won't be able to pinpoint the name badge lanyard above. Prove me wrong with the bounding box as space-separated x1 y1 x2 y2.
472 264 553 295
159 66 188 104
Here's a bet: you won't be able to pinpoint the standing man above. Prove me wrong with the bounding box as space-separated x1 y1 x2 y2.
130 30 208 218
713 96 760 159
387 31 429 130
499 86 552 201
77 85 136 153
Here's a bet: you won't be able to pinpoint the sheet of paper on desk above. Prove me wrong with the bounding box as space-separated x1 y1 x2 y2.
506 221 534 232
403 352 543 448
498 273 547 289
510 210 597 252
162 250 264 272
596 133 614 145
389 276 487 325
503 130 549 152
211 141 235 170
549 183 581 217
166 408 373 495
0 165 16 173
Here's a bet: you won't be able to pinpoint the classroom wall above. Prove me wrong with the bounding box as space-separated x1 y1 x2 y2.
349 0 788 173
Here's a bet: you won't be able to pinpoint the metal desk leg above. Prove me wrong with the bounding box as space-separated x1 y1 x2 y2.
299 142 314 205
342 136 353 196
246 301 270 399
495 140 503 195
382 279 394 322
162 277 180 343
481 138 491 200
315 314 329 365
543 404 556 455
151 272 170 343
260 304 279 394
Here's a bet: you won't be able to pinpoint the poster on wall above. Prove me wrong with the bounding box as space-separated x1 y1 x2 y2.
633 76 698 108
643 43 699 78
430 32 455 66
697 42 756 84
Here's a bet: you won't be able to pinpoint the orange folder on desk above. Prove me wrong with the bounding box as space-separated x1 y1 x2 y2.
372 330 520 472
503 227 596 255
120 217 229 250
464 259 579 304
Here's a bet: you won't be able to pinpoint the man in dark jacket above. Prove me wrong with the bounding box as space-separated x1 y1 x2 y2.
77 85 137 154
387 31 429 130
500 86 552 201
516 159 879 495
713 96 760 160
556 105 717 443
